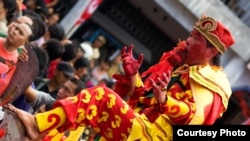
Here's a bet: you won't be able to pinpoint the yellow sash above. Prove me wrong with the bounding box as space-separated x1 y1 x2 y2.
189 65 231 124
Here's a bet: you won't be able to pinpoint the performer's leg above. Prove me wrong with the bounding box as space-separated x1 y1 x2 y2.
38 86 137 141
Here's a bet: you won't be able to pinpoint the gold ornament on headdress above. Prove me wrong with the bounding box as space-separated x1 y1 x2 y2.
194 15 226 54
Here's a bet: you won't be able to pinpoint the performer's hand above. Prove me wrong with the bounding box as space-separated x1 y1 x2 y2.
18 47 28 62
121 44 143 76
150 71 171 104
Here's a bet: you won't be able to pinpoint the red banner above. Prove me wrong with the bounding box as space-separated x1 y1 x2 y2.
74 0 102 26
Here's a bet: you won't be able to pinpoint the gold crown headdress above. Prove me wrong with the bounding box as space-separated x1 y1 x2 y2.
194 14 235 54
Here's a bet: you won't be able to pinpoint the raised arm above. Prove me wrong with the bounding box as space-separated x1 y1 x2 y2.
23 85 36 103
23 85 54 113
123 45 144 98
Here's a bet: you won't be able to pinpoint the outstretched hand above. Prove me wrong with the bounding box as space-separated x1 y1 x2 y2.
17 47 28 62
149 71 171 104
121 44 143 76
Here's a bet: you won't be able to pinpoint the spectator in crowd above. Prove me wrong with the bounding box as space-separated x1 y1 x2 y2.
80 35 107 69
35 61 75 99
25 77 84 113
24 77 85 140
61 40 78 65
42 38 64 79
46 11 60 26
36 23 65 47
90 57 111 86
46 23 65 40
0 0 17 36
0 10 46 96
73 56 93 88
107 50 124 79
24 0 48 21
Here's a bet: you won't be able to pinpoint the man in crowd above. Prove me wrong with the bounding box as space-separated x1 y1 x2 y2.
0 10 46 96
24 77 85 140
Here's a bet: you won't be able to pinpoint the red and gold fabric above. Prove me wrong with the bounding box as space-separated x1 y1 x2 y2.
189 65 231 124
132 64 231 125
35 86 174 141
36 86 137 141
141 41 187 91
34 64 231 141
137 65 196 124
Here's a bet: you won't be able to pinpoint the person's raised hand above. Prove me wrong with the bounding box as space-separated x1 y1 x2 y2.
121 44 143 76
150 71 171 104
17 47 28 62
16 0 24 12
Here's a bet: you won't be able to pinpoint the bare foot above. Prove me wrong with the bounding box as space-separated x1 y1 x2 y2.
4 103 40 140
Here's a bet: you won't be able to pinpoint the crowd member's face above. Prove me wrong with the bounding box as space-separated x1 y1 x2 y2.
47 13 59 26
7 22 32 47
76 48 84 59
7 16 33 47
57 80 77 100
93 36 105 48
184 29 217 66
100 61 110 71
76 67 88 78
55 70 72 86
25 0 36 10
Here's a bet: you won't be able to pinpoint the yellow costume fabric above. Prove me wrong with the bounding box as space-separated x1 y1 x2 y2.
127 114 173 141
36 107 66 134
189 65 231 124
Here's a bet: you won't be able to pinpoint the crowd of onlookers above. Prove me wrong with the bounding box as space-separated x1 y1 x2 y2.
0 0 125 140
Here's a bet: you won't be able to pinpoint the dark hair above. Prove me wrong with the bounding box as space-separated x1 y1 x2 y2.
43 39 64 61
61 42 78 61
22 10 46 41
48 23 65 40
99 78 114 89
2 0 17 24
70 77 85 95
31 44 49 77
73 57 90 69
206 40 221 66
56 61 75 77
34 0 48 21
